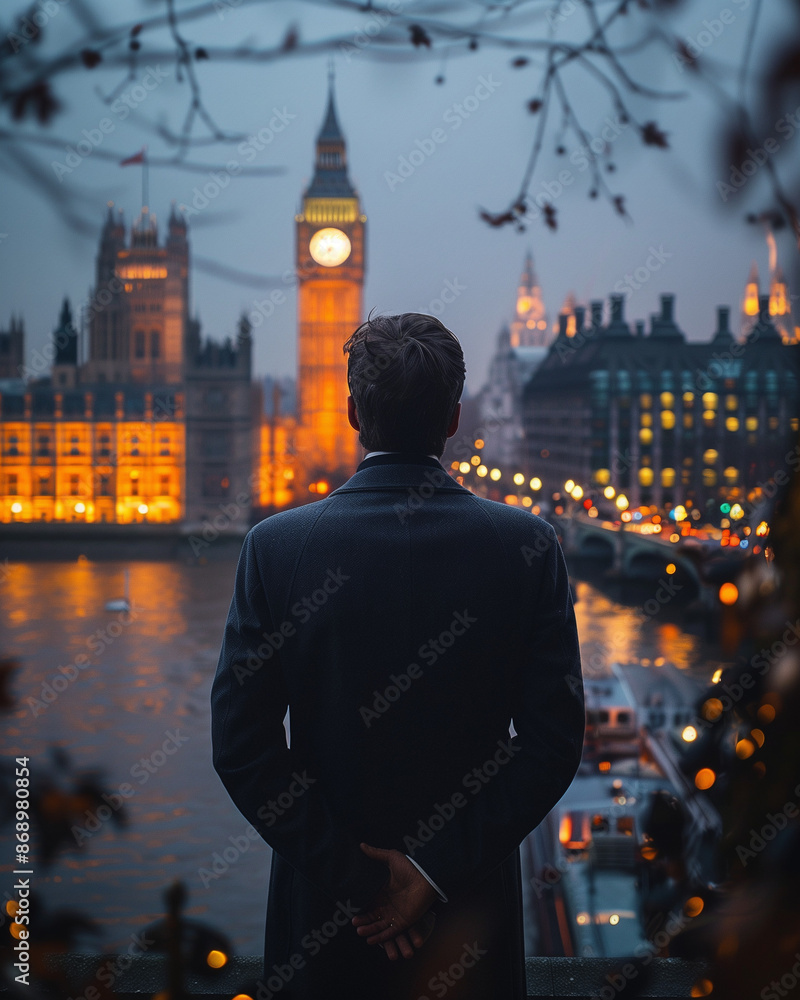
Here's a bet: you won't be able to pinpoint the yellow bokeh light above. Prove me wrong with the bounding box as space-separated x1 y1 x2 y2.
477 465 488 477
757 704 776 724
206 950 228 969
666 563 676 575
470 455 481 466
694 768 716 790
564 480 575 493
685 896 705 917
529 477 542 490
603 486 615 499
513 473 525 485
615 494 629 510
661 410 676 430
735 739 755 759
639 468 654 487
719 582 738 605
639 427 653 445
459 462 471 474
489 468 501 482
474 439 484 449
571 485 584 500
682 725 697 742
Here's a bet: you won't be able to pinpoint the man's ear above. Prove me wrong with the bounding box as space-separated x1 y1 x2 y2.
347 395 361 432
446 401 461 439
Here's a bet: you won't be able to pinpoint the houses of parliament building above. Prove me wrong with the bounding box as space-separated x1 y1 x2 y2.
0 84 366 534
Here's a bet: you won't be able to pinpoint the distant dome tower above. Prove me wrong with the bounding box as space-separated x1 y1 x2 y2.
741 261 760 339
769 265 796 343
510 251 548 347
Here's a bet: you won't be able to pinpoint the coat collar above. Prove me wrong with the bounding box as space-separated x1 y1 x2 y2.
329 452 470 495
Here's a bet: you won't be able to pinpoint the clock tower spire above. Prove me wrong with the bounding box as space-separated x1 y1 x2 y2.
295 74 365 490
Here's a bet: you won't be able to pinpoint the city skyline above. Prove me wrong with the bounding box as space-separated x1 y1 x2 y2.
1 1 797 395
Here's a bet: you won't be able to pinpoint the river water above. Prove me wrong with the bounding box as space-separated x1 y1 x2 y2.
0 551 729 956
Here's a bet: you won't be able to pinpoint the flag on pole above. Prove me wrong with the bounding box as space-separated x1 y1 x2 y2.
120 148 146 166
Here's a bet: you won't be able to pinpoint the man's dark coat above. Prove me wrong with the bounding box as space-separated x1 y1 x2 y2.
211 452 584 998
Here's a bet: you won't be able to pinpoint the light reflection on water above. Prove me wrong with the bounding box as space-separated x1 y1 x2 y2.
0 556 729 955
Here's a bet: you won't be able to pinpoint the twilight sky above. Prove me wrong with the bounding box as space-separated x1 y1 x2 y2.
1 0 797 395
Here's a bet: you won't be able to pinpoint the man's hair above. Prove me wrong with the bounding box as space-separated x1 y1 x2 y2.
343 312 466 456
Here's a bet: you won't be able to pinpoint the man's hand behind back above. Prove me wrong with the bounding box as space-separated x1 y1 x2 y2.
352 843 438 959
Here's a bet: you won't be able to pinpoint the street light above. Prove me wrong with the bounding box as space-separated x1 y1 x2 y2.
615 494 629 511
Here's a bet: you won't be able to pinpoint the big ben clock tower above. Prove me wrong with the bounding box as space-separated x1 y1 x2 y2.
295 77 366 490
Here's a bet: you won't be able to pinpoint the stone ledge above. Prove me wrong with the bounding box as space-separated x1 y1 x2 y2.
35 954 709 999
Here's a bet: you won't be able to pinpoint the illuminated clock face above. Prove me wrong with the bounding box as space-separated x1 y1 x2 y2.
309 227 351 267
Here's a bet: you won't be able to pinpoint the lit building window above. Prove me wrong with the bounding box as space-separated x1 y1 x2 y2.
661 468 676 487
703 449 719 465
7 473 19 496
159 475 170 496
661 410 675 430
640 393 652 409
683 414 693 429
725 394 738 411
639 428 653 445
723 467 738 484
746 416 758 432
159 435 170 456
702 392 718 409
116 265 168 280
660 392 674 408
640 413 652 428
69 475 80 496
70 434 80 456
682 392 694 406
639 468 654 487
725 416 739 432
702 469 717 487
